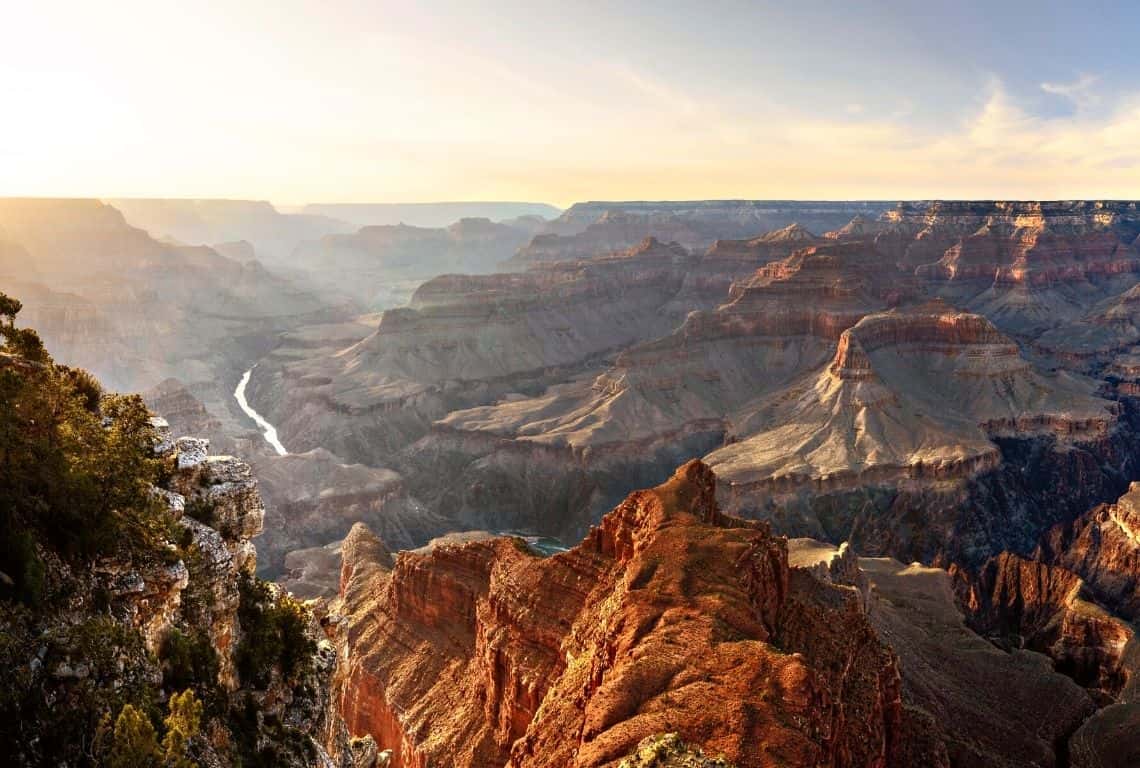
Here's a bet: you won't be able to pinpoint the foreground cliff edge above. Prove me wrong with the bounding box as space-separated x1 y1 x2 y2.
0 294 349 767
332 459 943 768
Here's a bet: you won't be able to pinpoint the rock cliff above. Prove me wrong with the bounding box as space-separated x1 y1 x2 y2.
513 201 894 265
1034 482 1140 621
705 305 1127 564
953 553 1132 700
403 239 912 541
332 461 925 768
1 420 348 767
251 237 697 467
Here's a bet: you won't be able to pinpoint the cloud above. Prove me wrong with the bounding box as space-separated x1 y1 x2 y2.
1040 74 1101 109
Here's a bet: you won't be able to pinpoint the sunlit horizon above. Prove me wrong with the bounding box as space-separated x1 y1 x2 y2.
5 1 1140 207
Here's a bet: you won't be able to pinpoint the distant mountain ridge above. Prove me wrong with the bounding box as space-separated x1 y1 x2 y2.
300 201 562 229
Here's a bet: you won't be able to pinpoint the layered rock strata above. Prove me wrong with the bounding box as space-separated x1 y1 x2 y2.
404 239 913 540
332 461 925 768
952 553 1133 700
1036 482 1140 619
251 237 698 466
890 200 1140 337
705 305 1125 564
513 200 894 264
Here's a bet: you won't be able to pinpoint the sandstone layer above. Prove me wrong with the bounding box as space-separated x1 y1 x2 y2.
513 201 894 265
251 237 698 466
333 462 924 768
405 239 912 540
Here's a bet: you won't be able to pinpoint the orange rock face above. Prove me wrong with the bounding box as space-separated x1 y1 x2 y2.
333 462 924 768
1037 483 1140 620
953 553 1133 699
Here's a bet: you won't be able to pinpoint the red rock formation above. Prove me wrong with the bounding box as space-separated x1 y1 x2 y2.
1037 483 1140 620
953 553 1133 699
677 223 822 304
333 462 924 768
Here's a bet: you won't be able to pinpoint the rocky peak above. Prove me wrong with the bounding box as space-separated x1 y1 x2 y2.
755 222 816 243
339 522 395 597
332 460 919 768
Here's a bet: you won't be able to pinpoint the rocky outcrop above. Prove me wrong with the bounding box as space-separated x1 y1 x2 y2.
332 461 923 768
674 223 822 305
1 406 348 767
1036 482 1140 620
1010 483 1140 767
952 553 1132 700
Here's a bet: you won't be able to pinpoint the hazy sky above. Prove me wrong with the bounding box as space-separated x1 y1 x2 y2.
3 0 1140 207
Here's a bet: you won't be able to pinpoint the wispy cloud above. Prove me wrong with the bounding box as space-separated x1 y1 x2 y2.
1040 74 1101 110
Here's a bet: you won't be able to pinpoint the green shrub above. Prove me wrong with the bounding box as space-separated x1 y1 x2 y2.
0 529 44 606
0 290 175 579
159 629 219 693
235 575 316 688
183 498 218 528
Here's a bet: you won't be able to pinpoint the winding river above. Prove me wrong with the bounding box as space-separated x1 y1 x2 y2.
234 367 288 456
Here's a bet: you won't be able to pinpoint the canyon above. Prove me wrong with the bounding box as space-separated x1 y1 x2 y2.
12 197 1140 765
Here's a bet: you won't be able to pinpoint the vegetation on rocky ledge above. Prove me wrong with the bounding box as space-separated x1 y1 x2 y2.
619 734 737 768
0 292 332 767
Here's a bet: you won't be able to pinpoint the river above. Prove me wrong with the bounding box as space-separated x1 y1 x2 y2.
234 367 288 456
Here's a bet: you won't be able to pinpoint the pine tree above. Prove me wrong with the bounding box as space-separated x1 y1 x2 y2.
162 689 203 768
108 704 162 768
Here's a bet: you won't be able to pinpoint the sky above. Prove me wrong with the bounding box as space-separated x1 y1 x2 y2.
2 0 1140 207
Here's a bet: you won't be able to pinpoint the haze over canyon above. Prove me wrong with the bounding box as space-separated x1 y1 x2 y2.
4 192 1140 768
